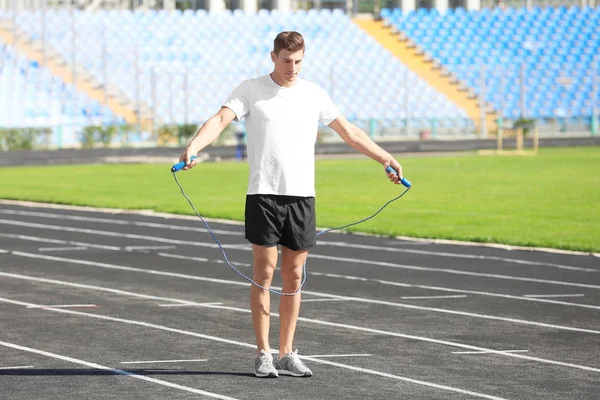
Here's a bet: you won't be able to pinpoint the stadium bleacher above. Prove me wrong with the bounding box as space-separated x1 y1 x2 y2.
2 5 598 140
1 8 470 134
0 43 120 129
381 6 600 119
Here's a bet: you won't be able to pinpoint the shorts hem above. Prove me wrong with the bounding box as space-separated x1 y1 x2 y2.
246 238 316 251
246 238 279 248
280 242 316 251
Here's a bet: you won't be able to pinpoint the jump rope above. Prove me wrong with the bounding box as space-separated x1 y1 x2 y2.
171 155 412 296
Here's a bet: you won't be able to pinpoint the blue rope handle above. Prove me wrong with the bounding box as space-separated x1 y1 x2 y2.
172 171 410 296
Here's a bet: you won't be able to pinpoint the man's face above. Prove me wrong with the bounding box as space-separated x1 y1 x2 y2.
271 48 304 84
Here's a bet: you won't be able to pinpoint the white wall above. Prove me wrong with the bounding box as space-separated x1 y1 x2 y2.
436 0 449 14
243 0 257 14
208 0 226 13
466 0 481 10
401 0 416 14
277 0 291 12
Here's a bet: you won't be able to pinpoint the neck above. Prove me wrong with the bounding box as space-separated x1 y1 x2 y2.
270 72 296 88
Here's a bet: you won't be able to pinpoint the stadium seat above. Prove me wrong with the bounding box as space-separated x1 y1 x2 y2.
3 9 471 127
0 44 120 137
382 6 600 118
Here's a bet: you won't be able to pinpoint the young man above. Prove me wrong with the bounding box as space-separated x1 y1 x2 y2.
178 31 404 378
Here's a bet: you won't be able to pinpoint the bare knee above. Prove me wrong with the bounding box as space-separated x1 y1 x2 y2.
280 247 308 289
254 264 276 286
281 263 303 288
252 246 278 286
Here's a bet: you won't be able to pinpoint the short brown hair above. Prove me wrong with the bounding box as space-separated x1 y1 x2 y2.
273 31 305 56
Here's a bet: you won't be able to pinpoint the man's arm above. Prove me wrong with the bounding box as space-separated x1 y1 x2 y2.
328 116 403 184
178 107 237 170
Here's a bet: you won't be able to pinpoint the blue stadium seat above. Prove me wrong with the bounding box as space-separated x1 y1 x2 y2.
0 45 119 134
1 9 476 129
381 6 600 119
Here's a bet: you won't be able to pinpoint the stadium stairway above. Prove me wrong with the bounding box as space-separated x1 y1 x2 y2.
0 19 153 129
354 18 498 134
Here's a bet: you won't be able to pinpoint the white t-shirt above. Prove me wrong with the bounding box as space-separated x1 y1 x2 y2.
223 74 340 197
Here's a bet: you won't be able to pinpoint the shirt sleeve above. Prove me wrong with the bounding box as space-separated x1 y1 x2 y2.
318 86 341 126
223 80 251 121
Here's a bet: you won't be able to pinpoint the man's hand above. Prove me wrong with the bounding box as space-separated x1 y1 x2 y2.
177 150 198 171
383 160 403 185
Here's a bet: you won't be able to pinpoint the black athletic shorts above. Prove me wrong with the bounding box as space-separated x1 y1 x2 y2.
245 194 316 251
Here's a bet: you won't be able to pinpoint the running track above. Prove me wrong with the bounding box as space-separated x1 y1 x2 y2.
0 201 599 399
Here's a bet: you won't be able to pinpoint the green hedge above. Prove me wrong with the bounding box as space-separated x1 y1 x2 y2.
0 128 52 151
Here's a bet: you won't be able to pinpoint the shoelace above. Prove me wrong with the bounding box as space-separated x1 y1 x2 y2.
285 349 302 364
259 350 273 364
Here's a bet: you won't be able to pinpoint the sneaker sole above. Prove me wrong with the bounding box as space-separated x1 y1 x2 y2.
277 370 312 377
255 371 279 378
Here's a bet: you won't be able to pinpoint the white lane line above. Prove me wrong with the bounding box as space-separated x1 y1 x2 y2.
3 236 595 311
27 304 98 309
39 247 88 252
524 294 585 298
8 251 247 287
0 298 509 400
206 303 600 374
3 295 600 375
385 240 432 246
2 208 594 267
9 232 593 312
0 341 238 400
159 253 250 267
0 220 224 250
0 277 599 376
120 359 207 364
304 354 371 358
0 233 121 251
125 246 176 251
302 356 510 400
0 272 214 307
301 298 350 303
158 252 210 263
1 219 595 288
312 271 408 285
452 350 529 355
320 241 597 272
372 279 600 311
158 303 223 307
401 295 467 300
4 252 600 336
0 365 34 370
0 209 244 236
297 294 600 336
310 253 600 290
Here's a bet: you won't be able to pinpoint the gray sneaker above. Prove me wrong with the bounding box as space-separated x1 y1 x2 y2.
254 349 278 378
275 350 313 377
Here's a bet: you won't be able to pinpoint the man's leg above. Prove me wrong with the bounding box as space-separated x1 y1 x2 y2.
278 246 309 356
251 244 278 355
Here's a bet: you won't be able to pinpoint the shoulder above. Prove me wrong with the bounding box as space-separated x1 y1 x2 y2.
252 75 273 87
239 78 257 88
236 76 266 87
237 75 274 92
231 77 259 97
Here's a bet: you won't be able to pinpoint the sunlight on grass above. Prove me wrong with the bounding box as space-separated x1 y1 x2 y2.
1 146 598 252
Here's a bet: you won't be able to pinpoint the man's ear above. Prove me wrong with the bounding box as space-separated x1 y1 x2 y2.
270 51 276 62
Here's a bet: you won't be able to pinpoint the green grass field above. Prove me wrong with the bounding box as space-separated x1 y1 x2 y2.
1 146 599 252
